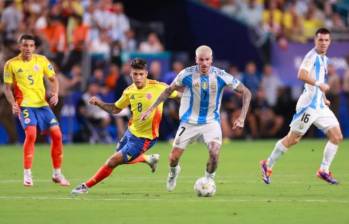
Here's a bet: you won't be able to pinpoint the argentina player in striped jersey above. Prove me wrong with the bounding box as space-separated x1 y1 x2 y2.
260 28 343 185
141 45 251 192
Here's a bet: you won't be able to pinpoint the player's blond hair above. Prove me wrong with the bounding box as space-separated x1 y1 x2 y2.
195 45 213 57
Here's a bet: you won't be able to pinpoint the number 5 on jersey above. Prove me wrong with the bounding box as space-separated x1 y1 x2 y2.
27 75 34 85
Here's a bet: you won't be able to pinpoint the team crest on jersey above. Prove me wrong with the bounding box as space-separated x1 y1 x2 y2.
194 82 200 88
202 81 208 90
146 93 152 100
24 118 31 124
34 64 39 71
130 95 135 100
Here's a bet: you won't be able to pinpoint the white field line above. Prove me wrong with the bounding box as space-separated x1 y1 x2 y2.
0 195 349 204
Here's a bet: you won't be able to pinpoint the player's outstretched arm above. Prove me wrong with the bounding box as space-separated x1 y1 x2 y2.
89 96 121 114
232 83 251 129
3 84 20 115
298 69 329 92
140 83 178 121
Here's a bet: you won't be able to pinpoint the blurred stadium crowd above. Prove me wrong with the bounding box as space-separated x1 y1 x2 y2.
0 0 349 144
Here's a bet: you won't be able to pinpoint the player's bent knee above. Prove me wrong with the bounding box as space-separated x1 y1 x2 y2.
330 134 343 145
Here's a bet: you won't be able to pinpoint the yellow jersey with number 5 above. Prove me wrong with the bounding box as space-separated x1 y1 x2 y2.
3 54 55 107
115 79 178 140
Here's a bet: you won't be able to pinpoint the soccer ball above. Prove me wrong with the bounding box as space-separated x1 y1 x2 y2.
193 177 216 197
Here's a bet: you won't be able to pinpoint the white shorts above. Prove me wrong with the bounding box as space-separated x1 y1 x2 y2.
290 106 340 135
172 122 222 149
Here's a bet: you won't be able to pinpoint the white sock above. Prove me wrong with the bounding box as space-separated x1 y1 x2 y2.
205 170 216 179
320 141 338 173
267 140 288 168
53 168 61 176
170 165 179 175
24 169 32 176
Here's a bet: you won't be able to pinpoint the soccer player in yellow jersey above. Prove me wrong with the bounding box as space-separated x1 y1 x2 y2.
72 58 178 194
3 34 70 187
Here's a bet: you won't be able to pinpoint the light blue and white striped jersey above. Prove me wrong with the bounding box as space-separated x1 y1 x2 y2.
297 48 328 110
174 65 240 124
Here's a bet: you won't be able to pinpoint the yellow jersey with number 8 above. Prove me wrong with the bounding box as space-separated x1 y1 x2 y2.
115 79 177 140
3 54 55 107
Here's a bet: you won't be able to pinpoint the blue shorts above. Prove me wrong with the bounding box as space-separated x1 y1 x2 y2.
19 106 59 131
116 130 157 163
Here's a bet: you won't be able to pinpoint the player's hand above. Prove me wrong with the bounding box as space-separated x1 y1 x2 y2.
324 99 331 106
232 117 245 130
319 83 330 92
49 93 59 106
12 103 20 115
140 109 152 121
89 96 101 106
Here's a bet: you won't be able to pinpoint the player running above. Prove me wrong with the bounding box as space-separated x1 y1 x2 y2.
3 34 69 187
260 28 343 185
72 58 178 194
141 45 251 192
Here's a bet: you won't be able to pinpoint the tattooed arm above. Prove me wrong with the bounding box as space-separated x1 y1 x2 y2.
140 83 180 121
89 96 122 114
232 83 252 129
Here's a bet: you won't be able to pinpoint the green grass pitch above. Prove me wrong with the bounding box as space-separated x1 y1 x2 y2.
0 140 348 224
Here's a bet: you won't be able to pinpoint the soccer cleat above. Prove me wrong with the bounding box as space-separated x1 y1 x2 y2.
23 174 33 187
260 160 272 184
71 183 89 195
316 170 339 185
166 165 181 192
52 174 70 186
147 154 160 173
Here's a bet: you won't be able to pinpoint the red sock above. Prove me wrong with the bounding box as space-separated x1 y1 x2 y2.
85 164 113 188
23 126 37 169
127 154 146 164
49 126 63 169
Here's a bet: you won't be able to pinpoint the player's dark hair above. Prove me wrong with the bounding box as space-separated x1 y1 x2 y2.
131 58 147 70
315 28 331 36
18 34 36 44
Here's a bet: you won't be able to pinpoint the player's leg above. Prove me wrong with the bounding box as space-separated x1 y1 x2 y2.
39 106 70 186
206 142 221 179
126 138 159 172
314 109 342 184
19 107 38 186
260 108 315 184
23 125 37 186
166 123 197 191
85 151 124 188
127 153 160 172
321 126 343 172
260 131 303 184
203 122 223 180
166 147 184 191
72 151 124 195
49 125 70 186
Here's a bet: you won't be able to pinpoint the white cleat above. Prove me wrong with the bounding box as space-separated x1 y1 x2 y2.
166 165 181 192
147 154 160 173
71 183 88 195
52 174 70 186
23 174 33 187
